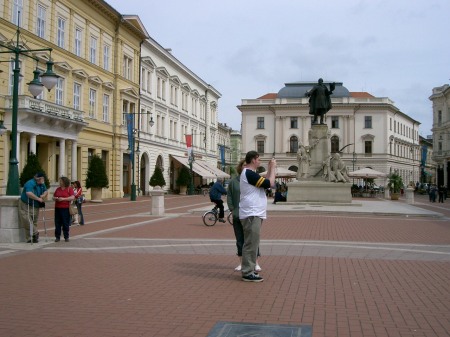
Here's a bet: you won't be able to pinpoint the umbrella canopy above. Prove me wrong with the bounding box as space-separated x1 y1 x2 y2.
348 167 387 178
260 167 297 178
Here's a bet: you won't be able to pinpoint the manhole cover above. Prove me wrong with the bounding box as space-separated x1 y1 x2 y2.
207 321 312 337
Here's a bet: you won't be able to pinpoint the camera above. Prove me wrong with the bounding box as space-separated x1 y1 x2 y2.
38 202 45 208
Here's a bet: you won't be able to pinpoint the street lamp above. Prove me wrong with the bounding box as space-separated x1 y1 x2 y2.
124 111 154 201
0 22 59 195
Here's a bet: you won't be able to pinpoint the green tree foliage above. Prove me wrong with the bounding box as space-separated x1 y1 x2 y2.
387 172 404 193
85 155 109 189
176 166 191 186
19 152 50 188
149 166 166 187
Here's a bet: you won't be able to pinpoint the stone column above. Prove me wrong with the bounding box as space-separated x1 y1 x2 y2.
405 187 415 204
71 140 77 181
29 133 37 154
150 186 165 215
59 138 66 178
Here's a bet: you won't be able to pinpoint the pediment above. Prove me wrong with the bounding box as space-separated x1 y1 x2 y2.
88 76 103 85
254 134 267 140
182 83 192 92
141 56 156 68
170 75 182 86
191 89 199 98
156 66 169 78
120 87 139 99
102 82 115 90
54 61 72 72
361 133 375 140
72 69 89 79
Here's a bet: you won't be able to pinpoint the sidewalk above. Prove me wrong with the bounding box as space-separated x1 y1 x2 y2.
0 194 448 337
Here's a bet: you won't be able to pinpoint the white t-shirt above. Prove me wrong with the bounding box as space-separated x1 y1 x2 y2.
239 168 271 219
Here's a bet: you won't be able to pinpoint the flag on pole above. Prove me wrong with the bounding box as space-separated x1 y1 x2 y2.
219 145 225 169
126 113 134 160
185 134 193 161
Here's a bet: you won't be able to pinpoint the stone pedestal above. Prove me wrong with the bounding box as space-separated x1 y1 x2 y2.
307 124 329 181
150 186 165 215
287 180 352 204
0 196 23 243
405 187 415 204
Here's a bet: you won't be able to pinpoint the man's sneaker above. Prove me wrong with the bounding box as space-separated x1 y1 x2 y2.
255 264 262 272
234 264 242 271
218 218 226 223
242 273 264 282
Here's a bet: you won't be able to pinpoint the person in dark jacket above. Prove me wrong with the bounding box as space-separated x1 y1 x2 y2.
209 178 227 222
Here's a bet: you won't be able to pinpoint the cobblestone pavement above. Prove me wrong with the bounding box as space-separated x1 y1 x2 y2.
0 194 449 337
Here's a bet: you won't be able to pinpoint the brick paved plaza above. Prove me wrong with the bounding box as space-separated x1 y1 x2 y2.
0 194 449 337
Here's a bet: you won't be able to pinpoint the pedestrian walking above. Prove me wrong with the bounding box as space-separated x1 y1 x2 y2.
52 177 75 242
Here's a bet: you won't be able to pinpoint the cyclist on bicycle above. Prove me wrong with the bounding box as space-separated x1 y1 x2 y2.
209 178 227 222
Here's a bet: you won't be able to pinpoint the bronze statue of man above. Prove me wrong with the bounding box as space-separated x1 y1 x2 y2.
306 78 335 124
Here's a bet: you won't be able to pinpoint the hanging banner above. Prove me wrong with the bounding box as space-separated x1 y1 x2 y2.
127 113 134 160
219 145 225 169
185 134 193 161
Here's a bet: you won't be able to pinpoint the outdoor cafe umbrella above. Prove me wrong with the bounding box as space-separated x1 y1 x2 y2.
347 167 387 178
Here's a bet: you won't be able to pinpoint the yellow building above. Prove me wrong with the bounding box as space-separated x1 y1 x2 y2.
0 0 148 198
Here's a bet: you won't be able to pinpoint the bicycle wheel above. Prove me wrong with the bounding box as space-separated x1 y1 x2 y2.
202 211 217 226
227 211 233 225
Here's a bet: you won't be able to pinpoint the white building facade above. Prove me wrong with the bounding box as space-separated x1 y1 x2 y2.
430 84 450 188
135 38 222 194
238 81 421 187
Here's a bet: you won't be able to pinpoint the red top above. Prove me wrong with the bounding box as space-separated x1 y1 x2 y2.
54 187 75 208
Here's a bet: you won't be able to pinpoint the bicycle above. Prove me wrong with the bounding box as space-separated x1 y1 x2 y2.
202 205 233 226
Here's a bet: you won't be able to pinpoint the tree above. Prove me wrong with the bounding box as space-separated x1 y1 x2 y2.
387 172 404 194
85 155 109 189
149 166 166 187
176 166 191 186
19 152 50 188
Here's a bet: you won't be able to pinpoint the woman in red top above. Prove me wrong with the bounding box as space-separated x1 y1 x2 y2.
52 176 75 242
73 180 84 225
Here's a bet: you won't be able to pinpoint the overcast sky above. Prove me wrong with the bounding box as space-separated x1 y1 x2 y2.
107 0 449 136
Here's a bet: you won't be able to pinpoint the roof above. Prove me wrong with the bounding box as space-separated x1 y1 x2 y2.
350 92 375 98
277 81 350 99
257 93 277 99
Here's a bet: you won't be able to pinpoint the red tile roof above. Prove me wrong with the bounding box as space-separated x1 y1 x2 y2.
257 93 277 99
350 92 374 98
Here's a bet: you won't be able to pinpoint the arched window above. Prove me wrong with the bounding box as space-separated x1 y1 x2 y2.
290 136 298 153
331 136 339 153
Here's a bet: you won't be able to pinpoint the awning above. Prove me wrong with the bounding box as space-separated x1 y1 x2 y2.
171 155 218 179
196 161 230 179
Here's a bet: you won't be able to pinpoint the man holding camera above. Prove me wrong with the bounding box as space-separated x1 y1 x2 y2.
19 172 48 243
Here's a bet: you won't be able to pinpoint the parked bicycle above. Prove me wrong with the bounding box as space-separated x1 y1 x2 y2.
202 205 233 226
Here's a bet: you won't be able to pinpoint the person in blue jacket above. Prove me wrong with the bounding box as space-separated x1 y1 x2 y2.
209 178 227 222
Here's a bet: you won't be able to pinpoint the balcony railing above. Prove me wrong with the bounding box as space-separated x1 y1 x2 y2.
4 95 84 122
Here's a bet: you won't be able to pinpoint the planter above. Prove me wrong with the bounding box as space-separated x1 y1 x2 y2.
91 187 103 203
390 192 400 200
179 185 187 195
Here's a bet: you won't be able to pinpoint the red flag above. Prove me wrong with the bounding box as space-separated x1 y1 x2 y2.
185 134 192 148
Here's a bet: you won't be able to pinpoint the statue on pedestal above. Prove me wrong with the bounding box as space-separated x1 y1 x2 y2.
330 153 350 183
306 78 335 125
296 144 311 180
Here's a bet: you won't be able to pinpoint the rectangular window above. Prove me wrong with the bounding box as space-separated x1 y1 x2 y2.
89 89 96 118
257 117 265 129
103 45 110 71
257 140 265 154
57 17 65 48
123 55 132 80
331 116 339 128
73 83 81 110
90 36 97 64
390 118 392 131
364 141 372 154
102 94 109 122
290 117 298 129
438 110 442 125
74 28 82 56
36 5 46 38
55 78 64 105
364 116 372 128
12 0 23 25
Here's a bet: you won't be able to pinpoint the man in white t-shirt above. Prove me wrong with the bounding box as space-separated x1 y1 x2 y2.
239 151 276 282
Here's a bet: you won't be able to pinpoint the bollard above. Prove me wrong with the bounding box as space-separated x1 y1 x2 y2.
405 187 415 204
150 186 165 215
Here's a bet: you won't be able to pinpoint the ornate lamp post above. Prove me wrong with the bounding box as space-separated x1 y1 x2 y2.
0 23 59 195
125 111 154 201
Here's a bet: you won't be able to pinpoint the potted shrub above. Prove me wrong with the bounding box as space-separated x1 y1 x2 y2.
85 154 109 202
176 166 191 195
387 172 403 200
20 152 50 188
149 166 166 189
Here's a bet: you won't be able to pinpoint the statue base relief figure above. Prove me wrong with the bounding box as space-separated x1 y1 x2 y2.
288 124 353 204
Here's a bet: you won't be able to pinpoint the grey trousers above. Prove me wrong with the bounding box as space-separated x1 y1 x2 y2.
241 216 262 276
19 201 39 241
